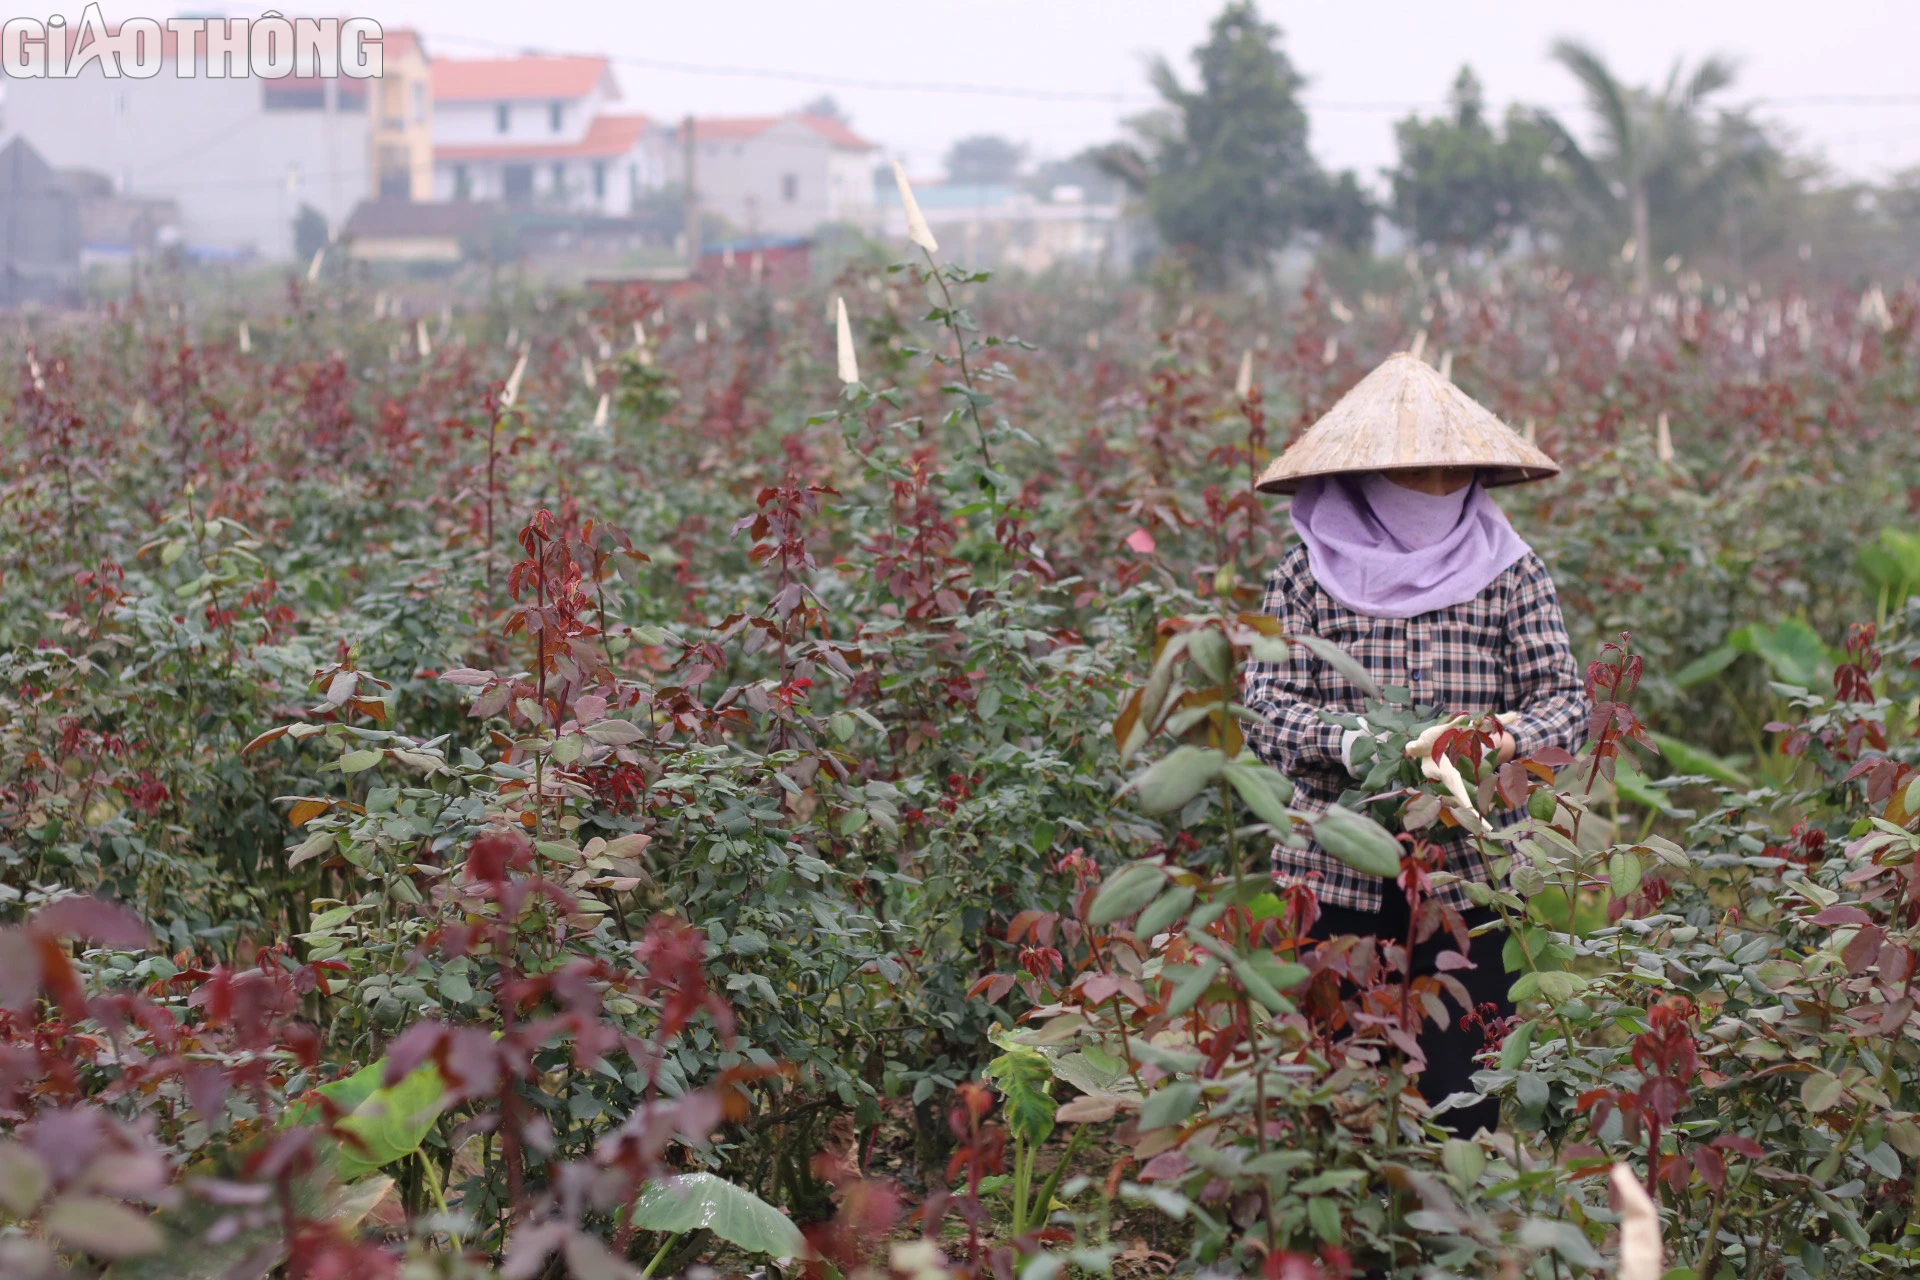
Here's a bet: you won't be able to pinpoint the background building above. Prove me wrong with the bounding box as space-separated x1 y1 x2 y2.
430 55 669 215
678 115 878 237
0 26 430 261
0 136 81 304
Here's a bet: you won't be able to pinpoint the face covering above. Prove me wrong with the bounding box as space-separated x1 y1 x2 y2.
1286 472 1531 619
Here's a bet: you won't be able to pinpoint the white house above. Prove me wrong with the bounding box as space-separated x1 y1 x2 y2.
678 115 878 237
429 55 667 214
876 180 1125 272
0 26 432 260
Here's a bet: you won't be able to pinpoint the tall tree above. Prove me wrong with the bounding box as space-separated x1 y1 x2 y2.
797 95 849 123
944 135 1027 185
1536 40 1768 289
1389 67 1553 255
1102 2 1362 281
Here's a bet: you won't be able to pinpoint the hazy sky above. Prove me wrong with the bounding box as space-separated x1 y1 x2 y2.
39 2 1920 185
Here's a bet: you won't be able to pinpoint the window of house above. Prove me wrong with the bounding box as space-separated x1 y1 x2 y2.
549 101 564 133
412 82 426 123
781 173 798 202
593 162 607 199
337 80 367 113
503 165 533 203
262 79 326 111
552 162 566 197
495 102 510 134
453 164 470 200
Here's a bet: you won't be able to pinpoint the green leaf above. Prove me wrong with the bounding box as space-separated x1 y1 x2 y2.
1498 1020 1536 1072
1285 634 1384 700
1802 1070 1845 1113
1222 760 1295 829
338 749 382 774
1088 863 1168 926
629 1173 807 1259
1224 953 1291 1015
1734 619 1827 688
1186 629 1231 684
1613 759 1676 814
45 1196 164 1259
0 1143 48 1216
1124 746 1225 814
1310 805 1402 877
1134 885 1196 938
1164 958 1222 1016
1137 1081 1200 1132
1307 1195 1341 1244
1607 850 1644 899
1442 1138 1486 1187
290 1059 450 1180
1647 731 1751 787
1671 644 1740 688
984 1045 1057 1147
1516 1219 1605 1269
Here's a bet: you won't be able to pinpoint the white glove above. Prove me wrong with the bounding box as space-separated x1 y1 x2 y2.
1405 715 1476 812
1339 717 1372 777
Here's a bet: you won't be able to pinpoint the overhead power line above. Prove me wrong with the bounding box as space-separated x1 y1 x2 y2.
421 32 1920 113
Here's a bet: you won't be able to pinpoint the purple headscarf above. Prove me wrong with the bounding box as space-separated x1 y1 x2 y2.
1288 472 1530 619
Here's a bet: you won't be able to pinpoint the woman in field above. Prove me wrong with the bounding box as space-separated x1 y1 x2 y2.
1241 351 1588 1137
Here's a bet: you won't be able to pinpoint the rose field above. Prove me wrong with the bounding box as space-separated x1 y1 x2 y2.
1 249 1919 1280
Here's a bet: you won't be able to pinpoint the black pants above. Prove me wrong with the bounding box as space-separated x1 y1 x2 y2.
1309 882 1512 1137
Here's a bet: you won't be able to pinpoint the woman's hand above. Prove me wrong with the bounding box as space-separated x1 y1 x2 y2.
1491 730 1517 764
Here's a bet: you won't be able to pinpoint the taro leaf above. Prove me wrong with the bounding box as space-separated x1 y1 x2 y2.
291 1058 449 1180
1733 619 1827 689
1049 1045 1136 1099
1222 760 1295 829
1124 746 1225 814
629 1173 807 1260
1310 805 1402 877
1672 644 1740 689
44 1196 165 1259
1856 528 1920 604
1647 731 1751 787
983 1042 1057 1146
1088 863 1168 926
1613 760 1676 815
1284 634 1384 700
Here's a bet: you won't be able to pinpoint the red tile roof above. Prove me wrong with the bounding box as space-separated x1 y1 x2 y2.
797 114 874 150
436 113 651 162
683 114 874 151
432 55 615 103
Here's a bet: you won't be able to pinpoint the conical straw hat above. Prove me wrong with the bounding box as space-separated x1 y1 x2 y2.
1255 352 1558 494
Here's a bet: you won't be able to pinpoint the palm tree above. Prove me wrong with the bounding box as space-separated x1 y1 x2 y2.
1537 40 1746 290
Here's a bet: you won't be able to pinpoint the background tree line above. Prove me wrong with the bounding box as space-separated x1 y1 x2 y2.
936 1 1920 288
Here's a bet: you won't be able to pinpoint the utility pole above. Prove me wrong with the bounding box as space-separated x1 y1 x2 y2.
682 113 699 270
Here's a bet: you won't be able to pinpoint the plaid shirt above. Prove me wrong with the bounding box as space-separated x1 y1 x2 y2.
1243 543 1588 913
